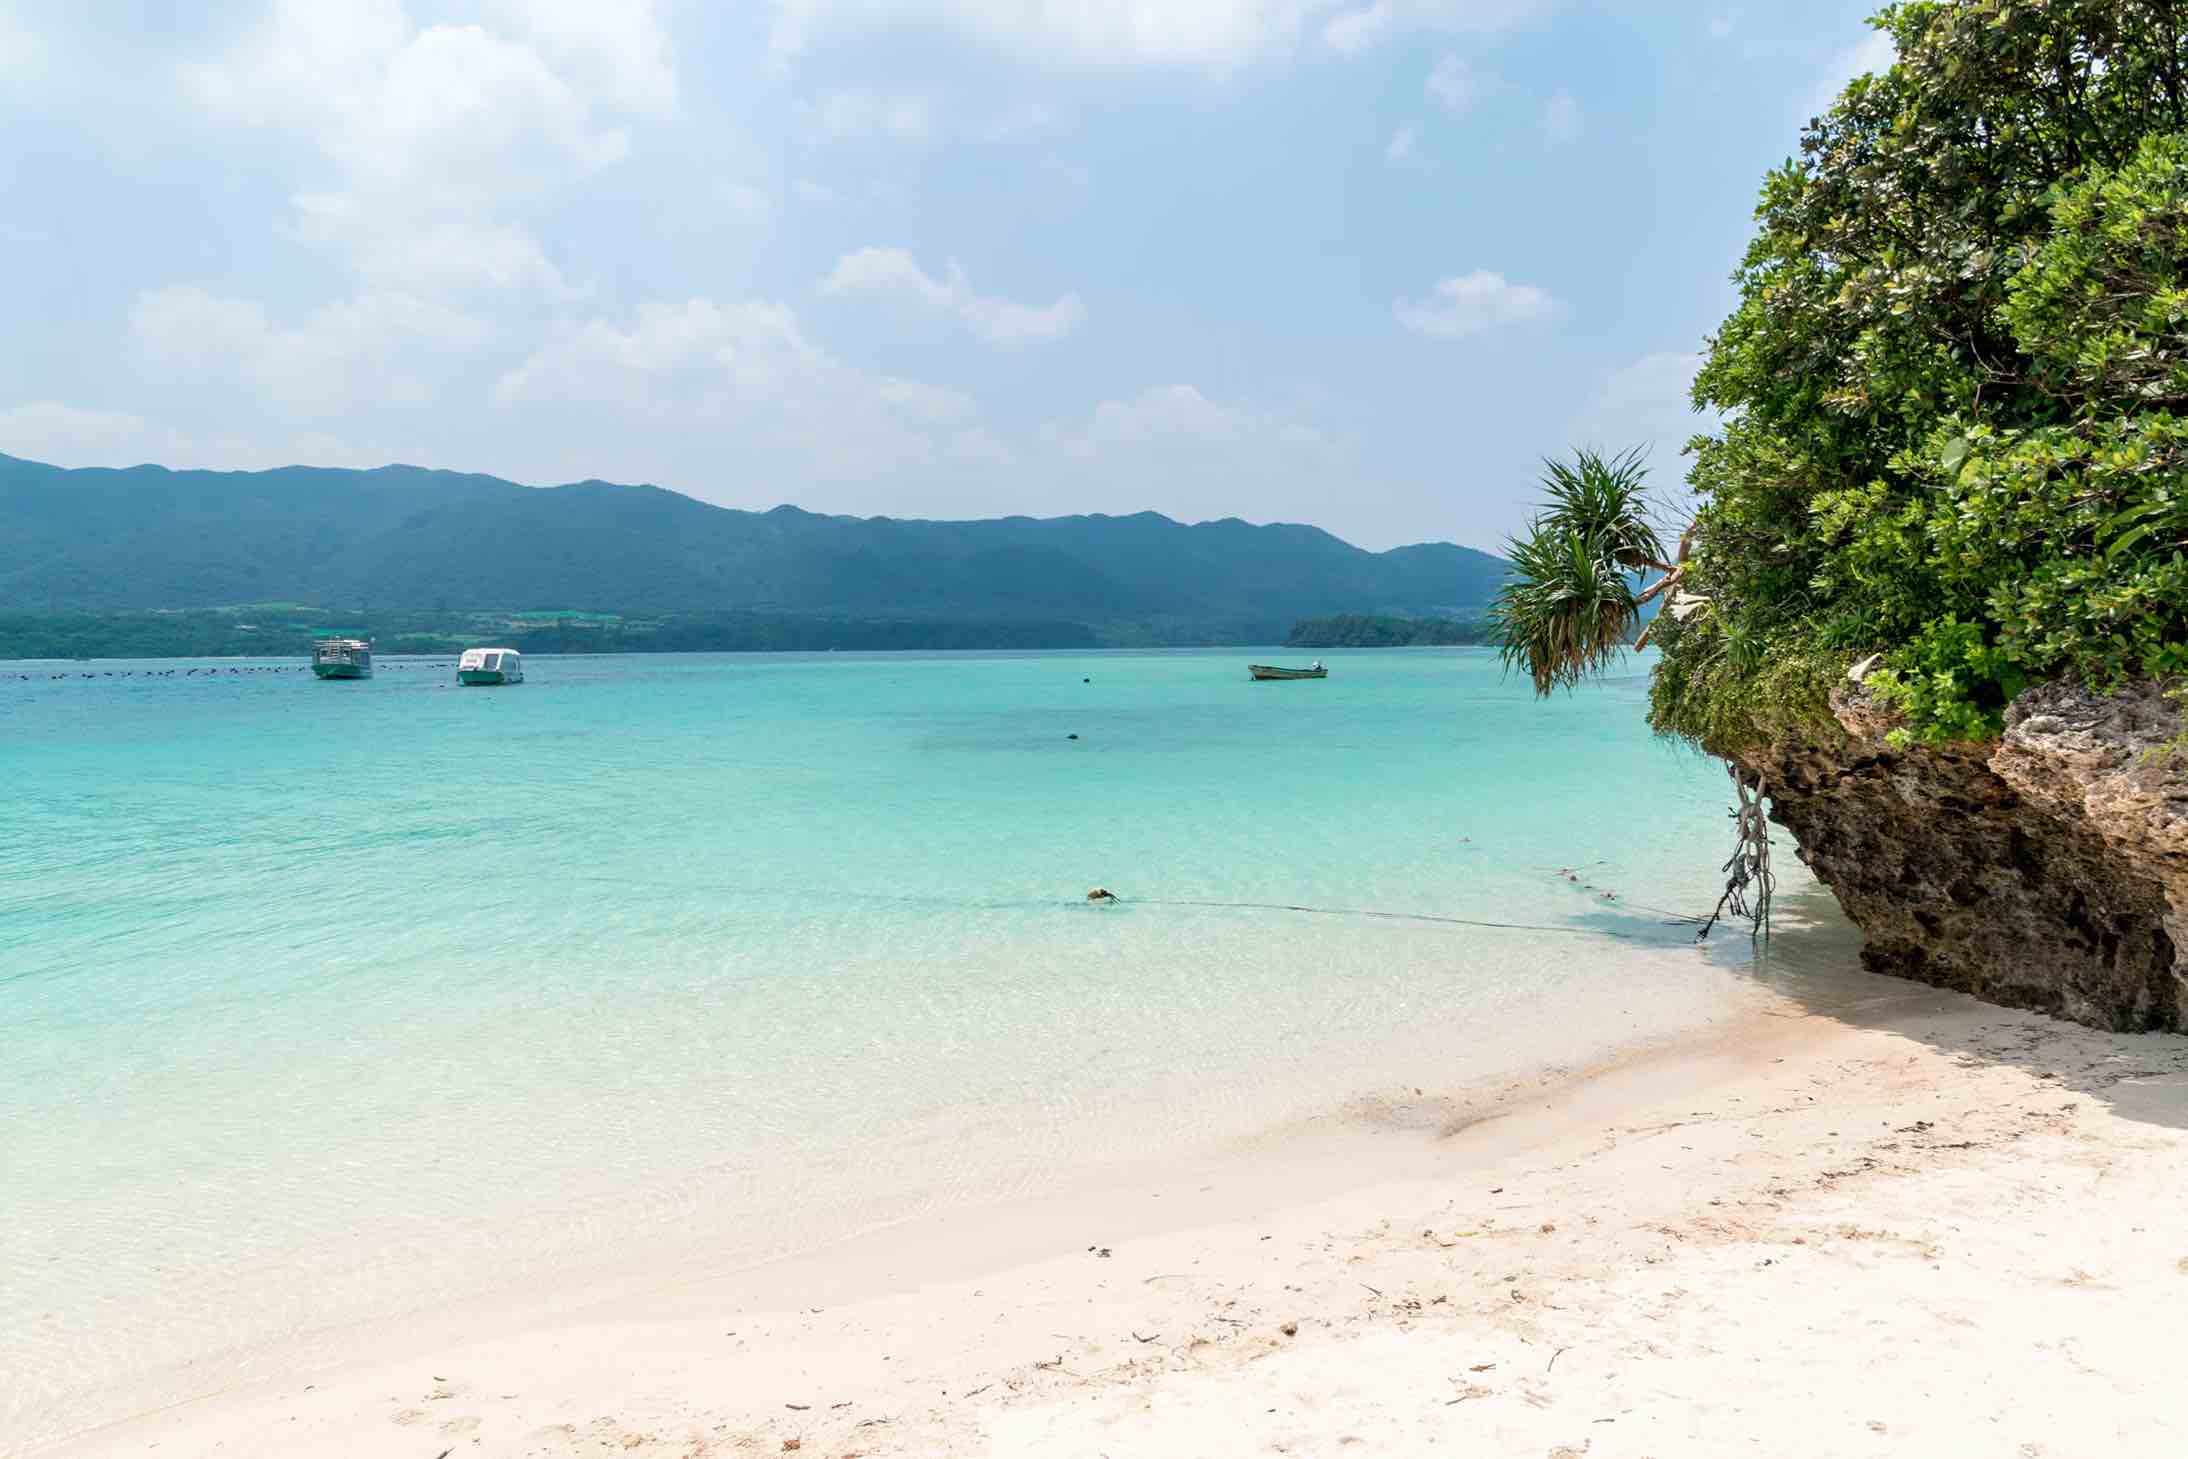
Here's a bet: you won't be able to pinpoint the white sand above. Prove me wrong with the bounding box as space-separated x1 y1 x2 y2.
38 970 2188 1459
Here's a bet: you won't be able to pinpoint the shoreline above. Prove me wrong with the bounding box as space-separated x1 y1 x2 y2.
38 962 2188 1457
15 959 1776 1451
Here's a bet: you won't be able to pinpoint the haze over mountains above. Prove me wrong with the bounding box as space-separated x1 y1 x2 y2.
0 454 1506 642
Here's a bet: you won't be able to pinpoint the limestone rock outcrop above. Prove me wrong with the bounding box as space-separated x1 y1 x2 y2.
1739 679 2186 1032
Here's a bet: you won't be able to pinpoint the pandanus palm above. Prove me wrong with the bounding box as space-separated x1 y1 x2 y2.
1491 447 1686 696
1492 446 1766 938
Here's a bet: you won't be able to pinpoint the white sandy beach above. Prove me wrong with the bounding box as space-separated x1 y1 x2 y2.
37 963 2188 1459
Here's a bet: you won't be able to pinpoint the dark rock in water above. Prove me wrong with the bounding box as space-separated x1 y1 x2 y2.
1736 678 2186 1033
1084 677 1091 683
1067 733 1079 740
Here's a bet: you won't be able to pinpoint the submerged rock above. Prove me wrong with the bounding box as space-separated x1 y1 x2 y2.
1739 679 2186 1032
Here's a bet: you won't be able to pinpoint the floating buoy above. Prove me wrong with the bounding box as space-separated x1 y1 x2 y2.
1066 733 1079 740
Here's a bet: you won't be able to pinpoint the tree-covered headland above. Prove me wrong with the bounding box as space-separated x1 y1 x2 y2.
1504 0 2188 755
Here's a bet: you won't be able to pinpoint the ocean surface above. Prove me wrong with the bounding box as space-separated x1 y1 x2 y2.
0 648 1846 1444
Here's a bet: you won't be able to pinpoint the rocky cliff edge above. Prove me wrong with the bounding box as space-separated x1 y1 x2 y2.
1741 678 2186 1032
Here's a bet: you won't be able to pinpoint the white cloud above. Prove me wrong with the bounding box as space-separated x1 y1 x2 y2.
0 400 421 475
814 87 945 142
1426 53 1474 111
492 296 1006 483
770 0 1547 68
1809 28 1895 117
1069 385 1322 453
772 0 1300 67
976 101 1061 141
481 0 677 113
0 6 44 79
371 219 572 294
496 298 741 395
717 182 773 220
1393 270 1560 339
1320 4 1389 53
1322 0 1543 56
131 284 488 412
290 200 574 295
0 402 196 467
190 2 628 200
184 0 668 297
1562 351 1717 463
1039 384 1356 526
1385 125 1416 162
1544 88 1579 139
820 247 1085 344
802 88 1061 146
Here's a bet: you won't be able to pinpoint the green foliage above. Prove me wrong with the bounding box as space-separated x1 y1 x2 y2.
1287 614 1496 647
1642 598 1843 751
1534 447 1667 573
0 454 1508 640
1492 448 1667 695
1865 615 2028 746
2156 685 2188 763
1656 2 2188 750
0 611 316 660
2002 132 2188 409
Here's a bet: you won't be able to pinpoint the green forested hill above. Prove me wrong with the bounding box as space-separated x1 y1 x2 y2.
0 454 1504 639
1286 614 1495 646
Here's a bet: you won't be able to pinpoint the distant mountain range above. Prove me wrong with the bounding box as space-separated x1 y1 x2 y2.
0 453 1507 643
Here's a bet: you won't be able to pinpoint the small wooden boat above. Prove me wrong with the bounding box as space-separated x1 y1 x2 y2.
1248 661 1326 681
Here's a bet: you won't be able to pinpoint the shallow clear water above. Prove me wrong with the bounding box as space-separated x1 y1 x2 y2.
0 648 1833 1440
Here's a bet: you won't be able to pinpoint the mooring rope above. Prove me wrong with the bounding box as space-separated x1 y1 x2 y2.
543 874 1706 943
1119 896 1699 940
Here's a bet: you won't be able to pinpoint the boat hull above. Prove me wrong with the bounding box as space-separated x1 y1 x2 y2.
311 662 371 679
458 669 520 686
1247 665 1327 680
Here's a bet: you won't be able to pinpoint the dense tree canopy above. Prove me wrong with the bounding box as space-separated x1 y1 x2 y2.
1637 0 2188 750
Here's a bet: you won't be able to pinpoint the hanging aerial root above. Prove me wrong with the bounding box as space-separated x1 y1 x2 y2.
1696 763 1774 942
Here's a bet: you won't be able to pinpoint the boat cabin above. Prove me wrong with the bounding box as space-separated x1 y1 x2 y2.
310 637 373 679
457 647 524 686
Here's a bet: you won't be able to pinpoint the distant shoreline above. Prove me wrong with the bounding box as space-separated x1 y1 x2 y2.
0 637 1503 665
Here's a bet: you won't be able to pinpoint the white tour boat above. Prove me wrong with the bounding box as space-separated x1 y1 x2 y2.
456 647 524 686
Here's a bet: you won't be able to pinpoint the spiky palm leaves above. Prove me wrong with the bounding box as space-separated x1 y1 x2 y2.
1536 446 1666 573
1494 448 1762 939
1493 447 1680 696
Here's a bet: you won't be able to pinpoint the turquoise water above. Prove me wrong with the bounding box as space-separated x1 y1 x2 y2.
0 649 1829 1442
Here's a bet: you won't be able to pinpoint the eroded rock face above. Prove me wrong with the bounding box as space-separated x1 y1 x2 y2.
1737 679 2186 1032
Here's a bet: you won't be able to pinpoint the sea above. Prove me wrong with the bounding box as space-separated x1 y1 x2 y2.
0 648 1852 1445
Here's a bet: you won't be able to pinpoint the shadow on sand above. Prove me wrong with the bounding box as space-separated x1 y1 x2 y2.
1604 878 2188 1134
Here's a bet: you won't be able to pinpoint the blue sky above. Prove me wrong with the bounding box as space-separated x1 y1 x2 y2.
0 0 1890 551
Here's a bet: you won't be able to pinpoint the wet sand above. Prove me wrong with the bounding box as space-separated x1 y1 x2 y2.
41 964 2188 1458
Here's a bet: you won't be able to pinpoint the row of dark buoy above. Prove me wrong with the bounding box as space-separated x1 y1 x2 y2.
1 662 454 682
